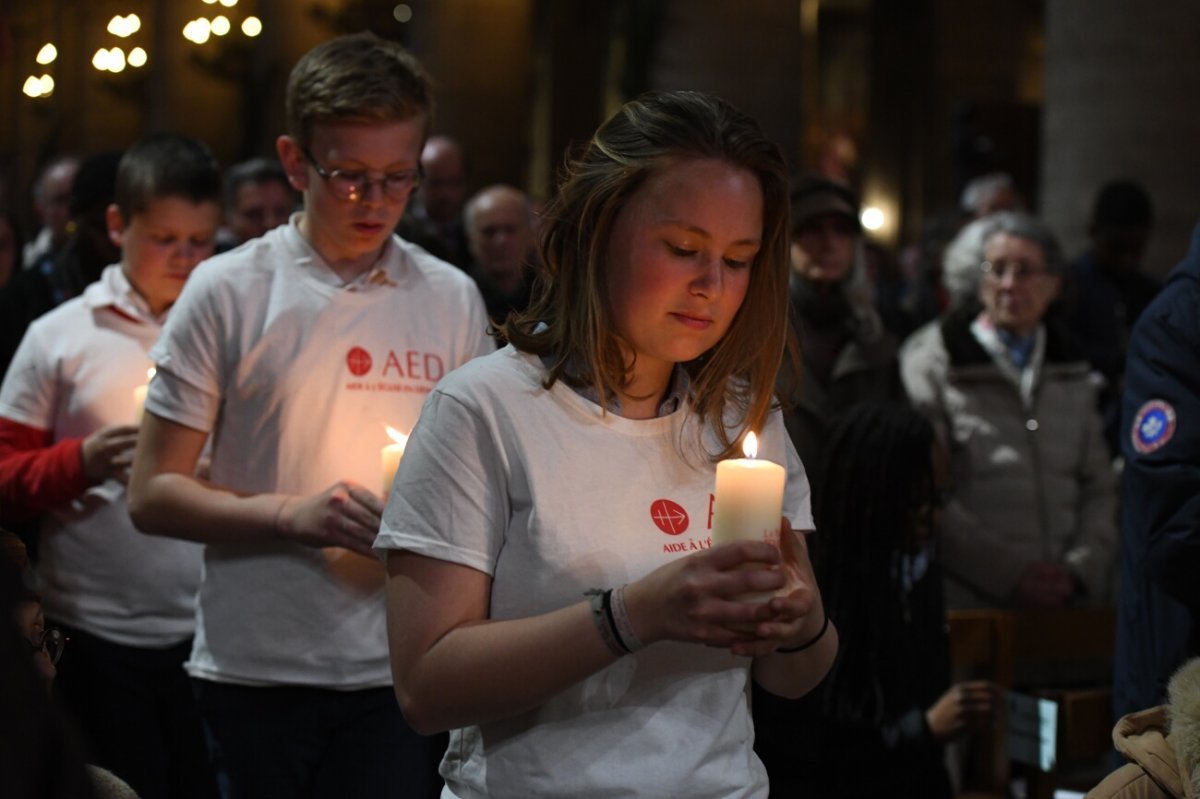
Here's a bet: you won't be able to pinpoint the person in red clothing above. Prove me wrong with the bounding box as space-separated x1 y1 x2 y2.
0 132 221 799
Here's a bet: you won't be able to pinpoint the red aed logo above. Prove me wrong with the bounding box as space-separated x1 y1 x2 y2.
346 347 373 376
650 499 689 535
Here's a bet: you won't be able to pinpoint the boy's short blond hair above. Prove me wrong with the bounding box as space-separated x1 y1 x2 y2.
286 32 433 147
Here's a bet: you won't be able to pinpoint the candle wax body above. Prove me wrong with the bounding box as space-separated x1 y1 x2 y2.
712 458 786 546
712 457 786 602
133 385 149 424
381 444 405 498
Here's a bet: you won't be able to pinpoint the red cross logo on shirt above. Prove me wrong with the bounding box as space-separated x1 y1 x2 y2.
346 347 373 376
650 499 689 535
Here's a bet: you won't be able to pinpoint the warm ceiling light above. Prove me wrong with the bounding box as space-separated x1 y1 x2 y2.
93 48 111 70
108 47 127 73
219 0 238 6
183 18 212 44
107 14 140 37
36 43 58 64
211 15 231 36
23 75 45 97
393 4 413 23
860 207 886 231
38 75 55 95
128 47 148 67
241 16 262 37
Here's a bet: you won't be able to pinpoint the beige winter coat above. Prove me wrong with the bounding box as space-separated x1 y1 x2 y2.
1087 658 1200 798
899 309 1117 608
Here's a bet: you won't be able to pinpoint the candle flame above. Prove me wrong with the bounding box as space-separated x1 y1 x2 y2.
742 431 758 459
385 426 408 446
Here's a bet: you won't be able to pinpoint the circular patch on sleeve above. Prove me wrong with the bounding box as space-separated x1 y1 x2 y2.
1131 399 1177 454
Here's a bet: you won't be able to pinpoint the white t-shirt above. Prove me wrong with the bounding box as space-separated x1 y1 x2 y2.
147 218 492 688
376 346 813 799
0 265 203 647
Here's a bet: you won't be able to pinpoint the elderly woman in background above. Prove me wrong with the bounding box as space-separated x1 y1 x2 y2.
899 211 1117 609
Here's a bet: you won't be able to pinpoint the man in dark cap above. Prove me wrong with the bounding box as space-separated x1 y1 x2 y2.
777 176 902 490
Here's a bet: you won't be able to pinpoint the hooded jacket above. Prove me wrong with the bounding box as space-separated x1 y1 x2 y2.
1088 658 1200 798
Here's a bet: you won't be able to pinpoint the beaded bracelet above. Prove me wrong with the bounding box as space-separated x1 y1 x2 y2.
775 613 830 654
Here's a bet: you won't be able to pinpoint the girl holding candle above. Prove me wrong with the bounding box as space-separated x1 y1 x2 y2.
377 90 835 797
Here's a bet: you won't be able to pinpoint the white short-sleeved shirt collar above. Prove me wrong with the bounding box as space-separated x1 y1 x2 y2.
282 212 407 292
81 262 165 325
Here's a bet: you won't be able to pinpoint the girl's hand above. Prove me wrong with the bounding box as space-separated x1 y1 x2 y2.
622 537 790 649
734 519 824 658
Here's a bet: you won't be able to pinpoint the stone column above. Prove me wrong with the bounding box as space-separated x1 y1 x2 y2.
1041 0 1200 276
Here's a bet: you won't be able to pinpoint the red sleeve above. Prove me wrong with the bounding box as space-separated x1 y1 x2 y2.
0 417 90 523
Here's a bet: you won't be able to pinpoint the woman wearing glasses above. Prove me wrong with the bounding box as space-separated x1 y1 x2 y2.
899 211 1117 609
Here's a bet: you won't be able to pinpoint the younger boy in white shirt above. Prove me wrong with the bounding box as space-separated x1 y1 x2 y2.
0 132 222 799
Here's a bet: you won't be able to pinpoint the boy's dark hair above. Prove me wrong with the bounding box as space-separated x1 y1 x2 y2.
286 32 433 148
113 133 221 219
224 157 290 210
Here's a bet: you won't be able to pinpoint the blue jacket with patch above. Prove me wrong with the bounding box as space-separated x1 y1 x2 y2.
1115 223 1200 721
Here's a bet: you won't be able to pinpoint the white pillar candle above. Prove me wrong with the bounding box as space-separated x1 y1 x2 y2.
712 432 786 603
133 367 155 423
712 432 786 548
381 425 409 497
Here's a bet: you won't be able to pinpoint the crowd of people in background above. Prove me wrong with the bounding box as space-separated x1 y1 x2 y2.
0 27 1195 799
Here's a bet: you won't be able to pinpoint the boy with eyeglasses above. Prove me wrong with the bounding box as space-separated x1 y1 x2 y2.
128 33 491 798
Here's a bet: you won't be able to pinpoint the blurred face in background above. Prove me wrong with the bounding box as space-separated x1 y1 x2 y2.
791 212 856 284
978 232 1061 338
228 179 295 244
467 187 533 292
418 136 467 226
36 159 79 249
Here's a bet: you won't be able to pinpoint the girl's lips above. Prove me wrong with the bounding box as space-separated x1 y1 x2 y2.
671 312 713 330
